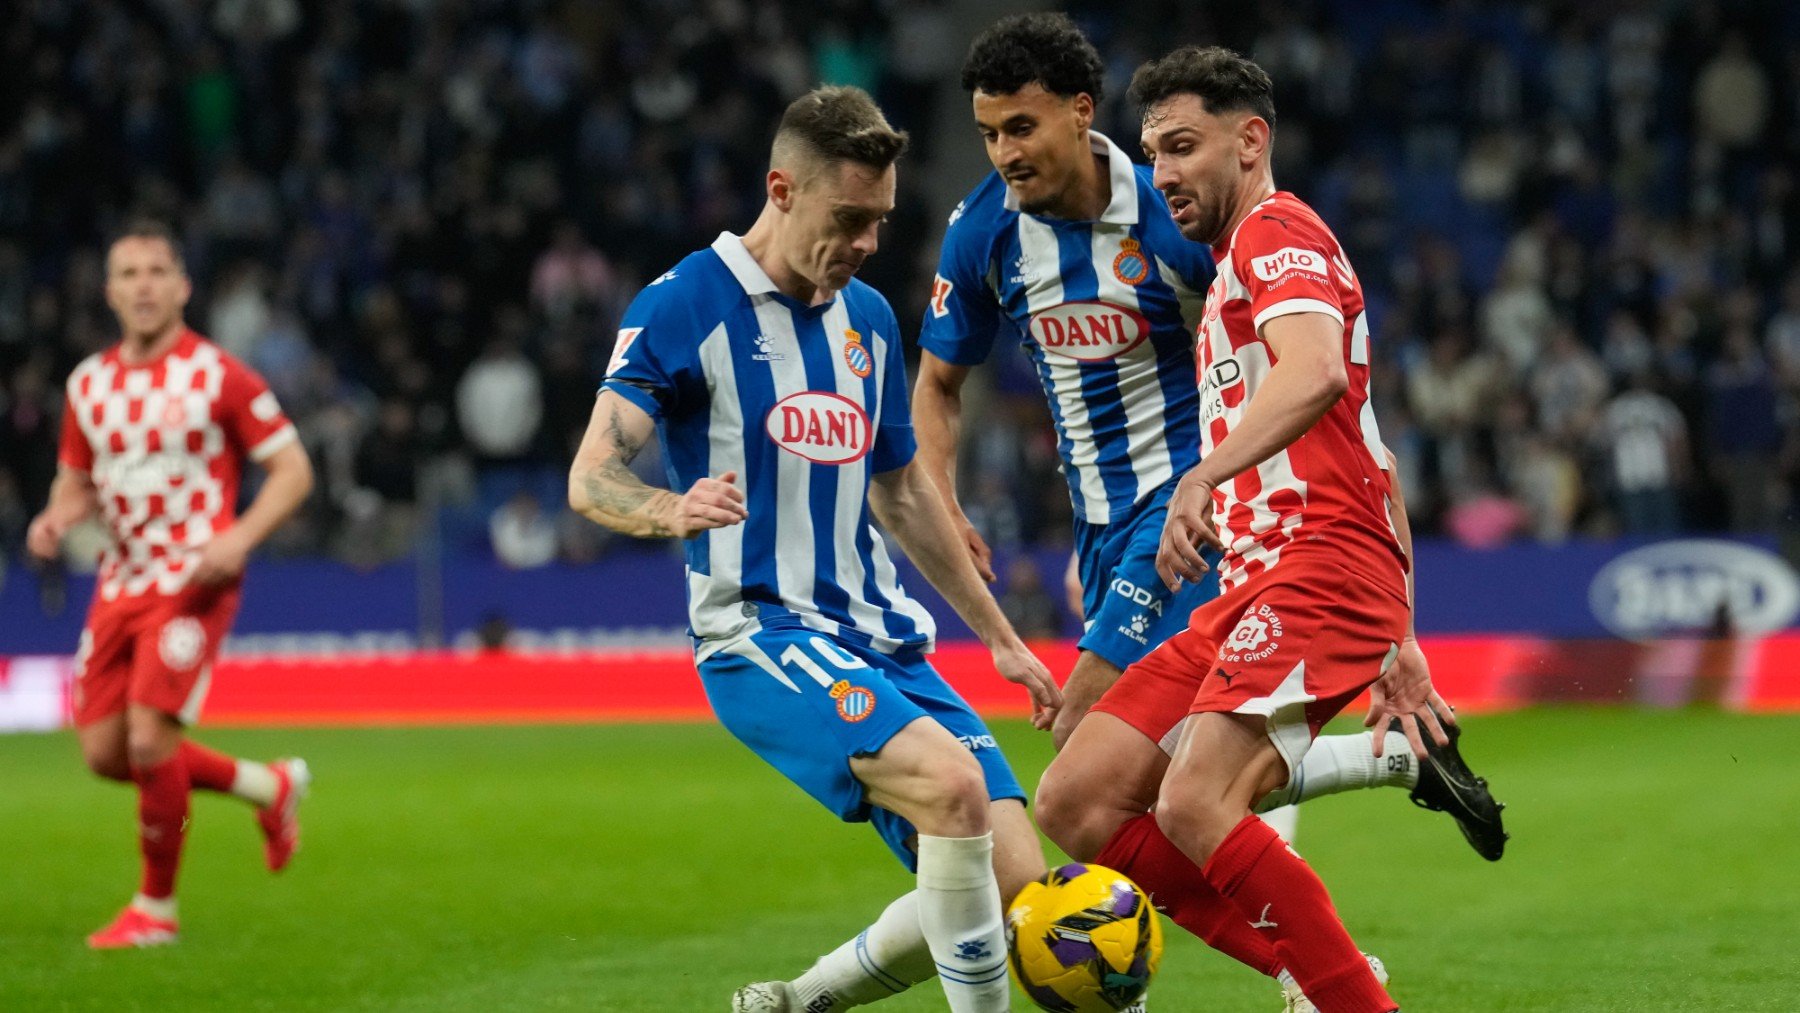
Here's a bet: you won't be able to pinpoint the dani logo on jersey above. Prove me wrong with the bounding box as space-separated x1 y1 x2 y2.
765 391 871 465
1029 301 1150 362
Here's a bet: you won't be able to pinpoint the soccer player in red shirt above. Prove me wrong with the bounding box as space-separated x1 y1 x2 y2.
1034 48 1476 1011
26 222 317 949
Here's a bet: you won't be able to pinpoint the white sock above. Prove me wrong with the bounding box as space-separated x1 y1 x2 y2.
1255 731 1416 813
130 892 177 921
230 760 280 807
915 833 1009 1012
792 892 934 1010
1258 803 1300 842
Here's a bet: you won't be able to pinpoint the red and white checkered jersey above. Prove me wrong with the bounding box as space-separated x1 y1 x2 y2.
1195 191 1405 593
57 329 296 600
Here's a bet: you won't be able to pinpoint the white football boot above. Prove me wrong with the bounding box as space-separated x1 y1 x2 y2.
1280 952 1388 1012
732 981 796 1012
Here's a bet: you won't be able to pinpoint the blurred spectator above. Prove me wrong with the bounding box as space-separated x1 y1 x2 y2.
1444 465 1528 550
491 491 558 569
347 398 422 562
1530 324 1609 440
1598 372 1687 534
530 222 617 324
1705 327 1782 532
456 330 543 462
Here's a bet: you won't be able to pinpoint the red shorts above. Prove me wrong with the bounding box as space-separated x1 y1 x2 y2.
1091 559 1408 776
72 583 242 727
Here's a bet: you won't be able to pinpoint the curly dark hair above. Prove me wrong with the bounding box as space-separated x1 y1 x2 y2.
959 13 1105 102
1128 46 1276 129
772 86 910 172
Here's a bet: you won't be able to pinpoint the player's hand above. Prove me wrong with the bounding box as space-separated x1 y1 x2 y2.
956 518 996 583
992 639 1062 726
1155 472 1223 592
1364 636 1454 759
668 471 748 538
192 529 252 586
26 512 71 561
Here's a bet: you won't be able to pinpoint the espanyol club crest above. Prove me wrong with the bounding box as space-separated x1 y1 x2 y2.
842 328 872 378
1112 237 1149 286
830 679 876 722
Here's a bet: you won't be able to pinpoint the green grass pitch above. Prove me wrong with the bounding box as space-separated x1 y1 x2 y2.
2 709 1796 1010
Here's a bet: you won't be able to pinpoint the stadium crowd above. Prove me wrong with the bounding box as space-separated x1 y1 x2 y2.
3 0 1798 571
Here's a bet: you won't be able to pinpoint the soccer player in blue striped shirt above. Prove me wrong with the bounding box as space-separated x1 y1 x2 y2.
570 87 1059 1013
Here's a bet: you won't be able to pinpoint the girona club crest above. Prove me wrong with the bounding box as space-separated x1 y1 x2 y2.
158 617 207 671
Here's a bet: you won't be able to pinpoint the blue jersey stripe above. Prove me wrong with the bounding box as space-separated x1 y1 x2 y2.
723 311 794 629
1053 225 1142 515
795 310 853 628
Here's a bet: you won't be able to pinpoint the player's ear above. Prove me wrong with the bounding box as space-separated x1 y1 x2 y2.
1071 92 1094 131
1239 115 1271 168
768 168 796 212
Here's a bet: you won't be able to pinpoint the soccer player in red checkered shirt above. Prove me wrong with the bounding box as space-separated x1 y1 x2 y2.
27 221 316 949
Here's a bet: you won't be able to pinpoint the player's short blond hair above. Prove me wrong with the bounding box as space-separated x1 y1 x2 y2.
770 86 909 185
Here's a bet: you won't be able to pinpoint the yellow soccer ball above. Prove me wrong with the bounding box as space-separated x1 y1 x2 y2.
1007 862 1164 1012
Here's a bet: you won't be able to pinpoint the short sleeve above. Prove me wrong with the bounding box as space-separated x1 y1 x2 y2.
870 302 916 474
218 357 297 462
917 203 1002 366
599 289 692 421
57 390 93 472
1233 211 1345 334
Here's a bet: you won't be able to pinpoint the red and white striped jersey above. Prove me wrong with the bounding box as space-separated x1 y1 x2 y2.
57 329 296 600
1194 191 1405 593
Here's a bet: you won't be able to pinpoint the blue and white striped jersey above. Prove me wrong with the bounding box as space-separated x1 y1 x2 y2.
602 232 936 658
920 132 1216 525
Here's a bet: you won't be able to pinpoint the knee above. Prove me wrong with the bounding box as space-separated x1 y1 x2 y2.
1151 795 1237 866
911 753 990 839
83 745 131 782
125 727 180 773
1035 765 1118 862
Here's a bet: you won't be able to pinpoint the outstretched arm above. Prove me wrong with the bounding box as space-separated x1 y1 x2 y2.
567 390 745 539
870 460 1061 716
911 351 994 582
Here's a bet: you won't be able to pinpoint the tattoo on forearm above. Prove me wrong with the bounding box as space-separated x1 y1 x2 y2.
581 411 674 536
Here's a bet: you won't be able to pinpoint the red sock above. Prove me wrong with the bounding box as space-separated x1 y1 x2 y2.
180 740 239 794
1095 813 1281 976
1202 815 1396 1013
132 753 191 900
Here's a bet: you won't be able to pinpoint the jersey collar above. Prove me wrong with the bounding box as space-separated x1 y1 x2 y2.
1001 130 1140 226
710 231 781 296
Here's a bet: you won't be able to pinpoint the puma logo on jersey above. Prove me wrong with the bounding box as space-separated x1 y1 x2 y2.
1259 214 1291 228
